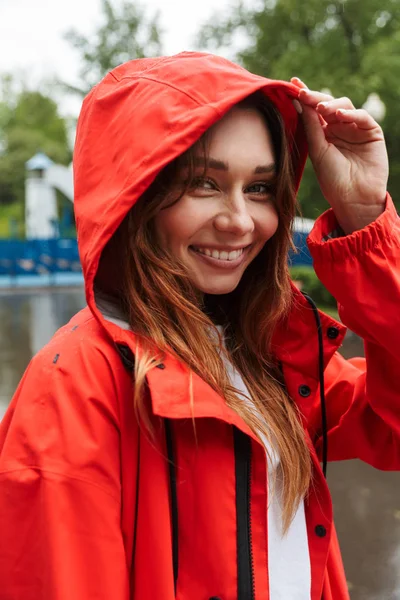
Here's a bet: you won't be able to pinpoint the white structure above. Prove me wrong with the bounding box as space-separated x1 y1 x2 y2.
293 216 315 234
46 163 74 201
25 152 74 240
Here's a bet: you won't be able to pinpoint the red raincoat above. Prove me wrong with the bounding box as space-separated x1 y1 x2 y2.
1 52 400 600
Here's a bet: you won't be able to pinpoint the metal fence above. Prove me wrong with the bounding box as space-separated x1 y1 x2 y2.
0 238 83 288
0 231 312 288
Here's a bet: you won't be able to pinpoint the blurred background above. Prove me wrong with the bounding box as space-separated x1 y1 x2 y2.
0 1 400 598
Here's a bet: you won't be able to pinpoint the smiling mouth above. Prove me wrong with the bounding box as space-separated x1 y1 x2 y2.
190 246 249 262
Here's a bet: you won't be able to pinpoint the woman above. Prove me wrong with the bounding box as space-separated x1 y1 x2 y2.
0 52 398 600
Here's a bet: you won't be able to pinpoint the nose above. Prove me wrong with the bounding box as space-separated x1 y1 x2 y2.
213 193 254 236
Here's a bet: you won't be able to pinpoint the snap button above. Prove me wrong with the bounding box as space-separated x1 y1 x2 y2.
298 384 311 398
327 326 339 340
315 524 327 537
156 363 166 370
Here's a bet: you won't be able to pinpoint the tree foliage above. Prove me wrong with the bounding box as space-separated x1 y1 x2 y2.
198 0 400 217
63 0 163 96
0 86 70 206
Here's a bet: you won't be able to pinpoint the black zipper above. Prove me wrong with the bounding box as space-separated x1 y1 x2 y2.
233 427 255 600
165 419 179 594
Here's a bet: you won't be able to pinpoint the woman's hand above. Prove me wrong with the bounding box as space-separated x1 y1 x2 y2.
291 77 389 234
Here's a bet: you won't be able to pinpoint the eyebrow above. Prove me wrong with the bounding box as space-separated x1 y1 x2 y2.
190 156 276 175
254 163 276 175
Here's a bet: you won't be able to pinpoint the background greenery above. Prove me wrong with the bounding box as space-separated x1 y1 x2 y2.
197 0 400 219
0 0 398 234
61 0 163 97
290 265 338 318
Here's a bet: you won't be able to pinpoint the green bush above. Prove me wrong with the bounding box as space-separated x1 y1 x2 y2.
0 201 25 238
290 266 336 308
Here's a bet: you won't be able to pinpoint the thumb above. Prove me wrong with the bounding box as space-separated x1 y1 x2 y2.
301 104 328 165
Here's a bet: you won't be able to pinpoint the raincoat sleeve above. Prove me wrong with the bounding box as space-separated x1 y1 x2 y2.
0 327 130 599
307 193 400 468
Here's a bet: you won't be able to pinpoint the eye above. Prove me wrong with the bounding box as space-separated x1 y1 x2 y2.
190 177 216 191
246 182 274 195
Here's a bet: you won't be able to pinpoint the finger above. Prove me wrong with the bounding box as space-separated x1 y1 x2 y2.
301 104 329 163
294 98 327 124
290 77 308 90
316 98 356 123
324 122 363 144
291 78 308 114
292 99 326 126
324 117 384 146
299 88 334 106
334 108 380 130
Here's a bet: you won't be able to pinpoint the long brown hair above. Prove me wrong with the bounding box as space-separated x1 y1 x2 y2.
98 91 312 532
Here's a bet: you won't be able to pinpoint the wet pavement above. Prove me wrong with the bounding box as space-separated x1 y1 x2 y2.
1 289 399 599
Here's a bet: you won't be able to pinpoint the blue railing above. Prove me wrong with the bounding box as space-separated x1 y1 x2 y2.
290 231 313 267
0 238 81 276
0 231 312 288
0 238 83 288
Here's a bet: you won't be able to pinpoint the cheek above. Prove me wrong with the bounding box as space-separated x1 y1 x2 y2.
153 199 204 248
255 203 280 240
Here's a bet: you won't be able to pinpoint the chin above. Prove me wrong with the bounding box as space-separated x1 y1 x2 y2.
196 279 241 295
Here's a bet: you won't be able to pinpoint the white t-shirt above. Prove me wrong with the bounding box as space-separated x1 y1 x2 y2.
220 331 312 600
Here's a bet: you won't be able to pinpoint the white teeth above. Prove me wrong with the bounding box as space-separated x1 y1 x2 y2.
193 247 245 261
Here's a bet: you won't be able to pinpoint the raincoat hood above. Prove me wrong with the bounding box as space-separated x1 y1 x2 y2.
73 51 308 322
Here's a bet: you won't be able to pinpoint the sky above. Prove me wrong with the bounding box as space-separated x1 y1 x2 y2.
0 0 244 116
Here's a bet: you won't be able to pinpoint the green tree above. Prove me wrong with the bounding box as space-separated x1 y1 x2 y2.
198 0 400 218
63 0 163 97
0 87 70 207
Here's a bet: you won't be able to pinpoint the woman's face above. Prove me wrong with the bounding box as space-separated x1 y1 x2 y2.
154 107 279 295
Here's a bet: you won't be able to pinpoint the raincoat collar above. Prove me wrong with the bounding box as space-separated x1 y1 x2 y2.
99 285 345 429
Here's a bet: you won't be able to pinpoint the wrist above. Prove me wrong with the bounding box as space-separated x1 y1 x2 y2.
334 202 386 235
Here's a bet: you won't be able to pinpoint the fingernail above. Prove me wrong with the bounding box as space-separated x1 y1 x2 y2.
292 99 303 114
318 102 329 108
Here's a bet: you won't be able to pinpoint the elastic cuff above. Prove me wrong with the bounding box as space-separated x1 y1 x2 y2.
307 193 399 263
